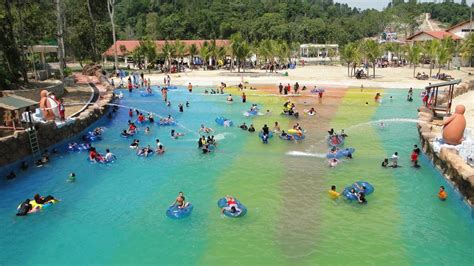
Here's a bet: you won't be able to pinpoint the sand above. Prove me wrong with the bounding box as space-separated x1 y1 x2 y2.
119 65 474 89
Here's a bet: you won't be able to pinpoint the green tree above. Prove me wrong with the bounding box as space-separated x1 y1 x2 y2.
199 41 211 70
405 43 422 78
424 40 440 77
230 33 251 72
173 40 186 72
460 33 474 67
161 41 176 73
341 43 358 77
107 0 118 69
361 39 382 78
188 43 198 69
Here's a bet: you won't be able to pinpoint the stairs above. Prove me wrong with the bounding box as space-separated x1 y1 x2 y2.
27 127 41 161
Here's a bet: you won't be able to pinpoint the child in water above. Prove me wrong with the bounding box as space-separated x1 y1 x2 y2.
67 173 76 183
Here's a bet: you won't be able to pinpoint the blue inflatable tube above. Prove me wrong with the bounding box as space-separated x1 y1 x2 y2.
166 204 193 219
244 110 259 116
326 148 355 159
279 134 305 141
66 143 90 152
167 86 178 90
215 117 233 126
84 132 102 142
342 181 374 201
217 198 247 218
327 135 344 147
158 120 176 126
140 92 154 97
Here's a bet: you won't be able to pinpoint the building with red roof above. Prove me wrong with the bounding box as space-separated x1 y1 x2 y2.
406 31 461 42
102 39 230 57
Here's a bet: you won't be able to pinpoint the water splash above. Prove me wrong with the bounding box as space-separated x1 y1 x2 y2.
286 151 327 158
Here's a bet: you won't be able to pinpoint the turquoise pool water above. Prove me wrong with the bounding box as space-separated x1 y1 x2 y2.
0 86 472 265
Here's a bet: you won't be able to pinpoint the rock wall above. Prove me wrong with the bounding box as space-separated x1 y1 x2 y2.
417 81 474 206
0 74 113 167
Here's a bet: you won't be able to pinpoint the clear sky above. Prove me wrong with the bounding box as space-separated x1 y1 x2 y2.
336 0 473 10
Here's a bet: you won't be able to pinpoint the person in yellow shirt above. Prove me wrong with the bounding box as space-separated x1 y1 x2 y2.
328 185 340 199
438 186 447 201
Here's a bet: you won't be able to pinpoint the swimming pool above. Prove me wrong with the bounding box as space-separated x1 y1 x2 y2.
0 86 472 265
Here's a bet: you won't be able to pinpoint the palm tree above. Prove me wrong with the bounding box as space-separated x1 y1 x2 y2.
361 39 382 78
276 41 290 67
460 33 474 67
341 43 357 77
216 46 227 69
424 40 440 77
188 44 198 70
173 40 186 72
405 43 422 78
208 39 218 67
138 39 157 72
230 33 251 73
199 41 211 70
161 41 175 73
437 39 454 75
258 39 274 71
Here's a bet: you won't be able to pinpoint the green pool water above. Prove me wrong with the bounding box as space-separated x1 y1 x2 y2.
0 86 472 265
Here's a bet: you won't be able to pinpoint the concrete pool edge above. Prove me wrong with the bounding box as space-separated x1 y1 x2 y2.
417 81 474 207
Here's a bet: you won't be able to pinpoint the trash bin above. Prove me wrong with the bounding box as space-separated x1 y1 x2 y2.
285 71 288 76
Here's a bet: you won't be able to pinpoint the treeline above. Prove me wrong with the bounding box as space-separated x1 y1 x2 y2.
114 0 471 43
0 0 471 88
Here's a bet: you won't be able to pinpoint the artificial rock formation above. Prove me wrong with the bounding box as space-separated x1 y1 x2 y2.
443 105 467 145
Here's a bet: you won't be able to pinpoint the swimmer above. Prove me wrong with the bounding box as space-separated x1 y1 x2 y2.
130 139 140 149
266 109 271 115
202 143 211 154
171 129 184 139
67 173 76 183
137 145 153 157
240 122 248 130
221 205 242 216
340 129 348 138
305 107 316 116
155 139 162 148
223 119 231 127
166 101 171 107
438 186 447 201
121 130 132 137
186 101 189 107
148 113 154 123
156 145 166 154
6 171 16 180
128 109 133 117
391 152 399 167
328 185 340 199
172 192 189 208
178 104 184 112
379 121 385 128
145 127 150 134
381 158 389 167
227 94 233 102
262 124 270 135
104 149 115 162
199 124 213 133
329 158 339 167
273 121 281 133
248 124 255 132
16 199 32 216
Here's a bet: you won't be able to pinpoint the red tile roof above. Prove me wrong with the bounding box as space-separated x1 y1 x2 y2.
406 31 460 41
102 39 230 57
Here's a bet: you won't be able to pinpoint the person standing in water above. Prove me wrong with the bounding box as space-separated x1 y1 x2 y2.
188 82 193 93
